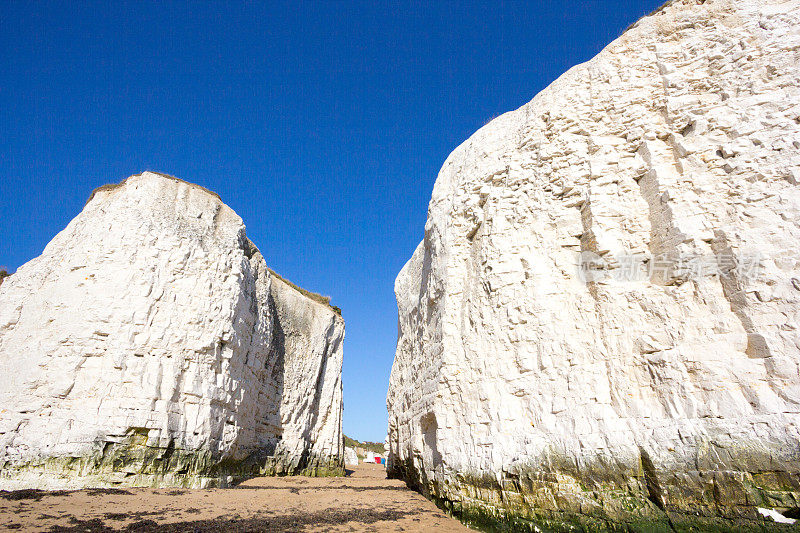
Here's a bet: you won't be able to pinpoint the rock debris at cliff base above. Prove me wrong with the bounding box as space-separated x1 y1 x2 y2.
387 0 800 530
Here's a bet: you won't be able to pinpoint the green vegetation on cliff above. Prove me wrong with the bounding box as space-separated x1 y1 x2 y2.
267 267 341 315
344 435 383 455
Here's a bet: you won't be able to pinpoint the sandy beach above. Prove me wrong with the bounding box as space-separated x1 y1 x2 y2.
0 464 469 532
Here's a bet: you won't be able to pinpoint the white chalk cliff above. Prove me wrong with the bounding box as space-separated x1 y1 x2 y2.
0 172 344 489
344 446 359 467
387 0 800 530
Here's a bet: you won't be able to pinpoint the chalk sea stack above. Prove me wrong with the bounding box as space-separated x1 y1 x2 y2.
0 171 344 489
387 0 800 530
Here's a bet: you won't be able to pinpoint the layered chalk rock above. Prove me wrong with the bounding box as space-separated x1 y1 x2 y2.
387 0 800 530
0 172 344 489
345 447 359 467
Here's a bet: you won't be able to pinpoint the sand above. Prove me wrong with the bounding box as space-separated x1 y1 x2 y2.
0 464 470 532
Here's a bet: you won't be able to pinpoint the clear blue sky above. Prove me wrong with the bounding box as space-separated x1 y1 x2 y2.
0 0 663 443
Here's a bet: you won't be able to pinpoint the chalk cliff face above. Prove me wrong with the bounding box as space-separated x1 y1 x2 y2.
387 0 800 530
344 447 359 467
0 172 344 489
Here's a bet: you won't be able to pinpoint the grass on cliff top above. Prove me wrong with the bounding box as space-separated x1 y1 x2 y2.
84 173 341 316
268 268 342 316
344 435 384 455
0 269 9 287
624 0 682 32
85 171 222 206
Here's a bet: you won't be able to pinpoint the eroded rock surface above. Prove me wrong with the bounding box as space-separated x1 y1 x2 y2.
345 447 359 467
0 172 344 489
387 0 800 530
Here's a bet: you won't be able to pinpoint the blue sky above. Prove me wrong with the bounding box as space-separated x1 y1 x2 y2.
0 0 664 442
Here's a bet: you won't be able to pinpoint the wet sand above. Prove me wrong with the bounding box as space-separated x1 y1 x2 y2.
0 463 469 532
